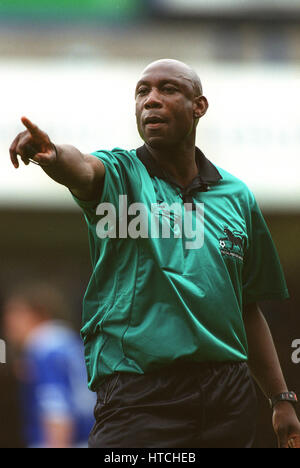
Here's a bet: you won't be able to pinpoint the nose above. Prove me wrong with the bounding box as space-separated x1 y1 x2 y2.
144 88 163 109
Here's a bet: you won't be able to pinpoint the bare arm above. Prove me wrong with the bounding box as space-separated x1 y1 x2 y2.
43 417 74 449
41 144 105 201
243 302 287 398
244 302 300 447
9 117 105 201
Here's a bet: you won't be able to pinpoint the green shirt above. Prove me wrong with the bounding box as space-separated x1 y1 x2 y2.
72 146 289 391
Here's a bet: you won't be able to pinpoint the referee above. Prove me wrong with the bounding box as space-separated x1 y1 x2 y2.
10 59 300 448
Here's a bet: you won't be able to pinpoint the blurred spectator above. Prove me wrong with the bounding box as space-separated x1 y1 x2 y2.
2 283 96 448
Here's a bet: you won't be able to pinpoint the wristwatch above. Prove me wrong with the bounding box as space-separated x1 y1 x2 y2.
269 392 298 410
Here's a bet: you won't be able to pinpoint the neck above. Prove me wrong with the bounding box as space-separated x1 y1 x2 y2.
145 140 198 187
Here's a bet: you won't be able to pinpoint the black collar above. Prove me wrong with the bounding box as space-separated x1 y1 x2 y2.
136 144 222 196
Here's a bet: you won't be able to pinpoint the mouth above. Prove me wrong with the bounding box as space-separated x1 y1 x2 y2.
144 115 167 127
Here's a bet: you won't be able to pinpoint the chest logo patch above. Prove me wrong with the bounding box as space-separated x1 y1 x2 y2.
219 226 246 262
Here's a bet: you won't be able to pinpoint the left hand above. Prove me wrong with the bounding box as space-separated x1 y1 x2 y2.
272 401 300 448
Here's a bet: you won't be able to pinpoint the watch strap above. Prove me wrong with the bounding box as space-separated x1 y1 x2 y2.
269 391 298 410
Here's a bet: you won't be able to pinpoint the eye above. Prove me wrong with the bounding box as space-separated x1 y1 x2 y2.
163 85 177 93
136 87 149 96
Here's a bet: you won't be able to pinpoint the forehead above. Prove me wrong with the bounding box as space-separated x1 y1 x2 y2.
136 63 195 89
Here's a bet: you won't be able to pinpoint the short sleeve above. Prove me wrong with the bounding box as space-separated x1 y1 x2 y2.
242 193 289 305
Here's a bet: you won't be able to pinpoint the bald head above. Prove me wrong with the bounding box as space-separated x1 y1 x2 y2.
141 59 203 97
135 58 208 149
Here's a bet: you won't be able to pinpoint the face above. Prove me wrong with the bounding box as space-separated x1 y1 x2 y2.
135 62 206 149
2 299 38 348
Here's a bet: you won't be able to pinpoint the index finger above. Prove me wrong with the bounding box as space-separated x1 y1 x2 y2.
21 116 40 135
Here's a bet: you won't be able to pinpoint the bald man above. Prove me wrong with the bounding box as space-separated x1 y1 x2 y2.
10 59 300 448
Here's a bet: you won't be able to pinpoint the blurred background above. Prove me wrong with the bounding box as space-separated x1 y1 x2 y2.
0 0 299 448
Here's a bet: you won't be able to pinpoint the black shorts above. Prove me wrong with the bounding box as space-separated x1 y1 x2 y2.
89 361 257 448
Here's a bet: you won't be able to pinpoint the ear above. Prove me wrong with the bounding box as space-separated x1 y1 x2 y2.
193 95 209 120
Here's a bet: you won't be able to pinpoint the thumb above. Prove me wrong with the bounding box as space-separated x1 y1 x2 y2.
33 149 56 166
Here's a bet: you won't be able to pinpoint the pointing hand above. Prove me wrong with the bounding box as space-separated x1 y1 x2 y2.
9 117 57 168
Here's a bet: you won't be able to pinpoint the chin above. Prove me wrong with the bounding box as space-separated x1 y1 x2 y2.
146 136 175 150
